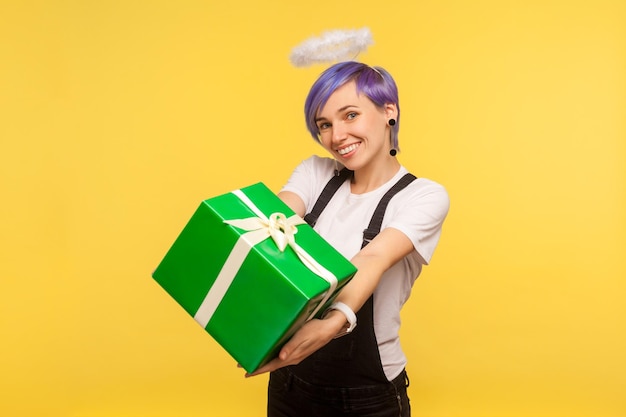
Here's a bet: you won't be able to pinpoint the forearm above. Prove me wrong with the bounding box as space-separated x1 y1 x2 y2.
325 227 415 324
333 253 389 314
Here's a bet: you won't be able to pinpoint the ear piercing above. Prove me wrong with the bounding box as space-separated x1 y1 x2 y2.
389 119 397 155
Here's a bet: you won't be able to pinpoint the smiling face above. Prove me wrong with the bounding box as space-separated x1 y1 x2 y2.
315 81 397 173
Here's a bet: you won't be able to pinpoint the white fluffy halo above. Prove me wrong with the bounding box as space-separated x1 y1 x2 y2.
289 28 374 67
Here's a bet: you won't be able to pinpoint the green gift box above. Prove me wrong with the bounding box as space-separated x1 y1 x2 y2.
152 183 357 373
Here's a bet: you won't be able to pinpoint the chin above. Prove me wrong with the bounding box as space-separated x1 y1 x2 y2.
341 160 363 172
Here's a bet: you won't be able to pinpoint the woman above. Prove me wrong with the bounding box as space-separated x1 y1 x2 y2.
251 61 449 417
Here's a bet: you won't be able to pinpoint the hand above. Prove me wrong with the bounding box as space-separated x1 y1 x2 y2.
245 311 346 377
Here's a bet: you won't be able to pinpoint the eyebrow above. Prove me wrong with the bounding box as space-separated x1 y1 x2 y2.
315 105 359 123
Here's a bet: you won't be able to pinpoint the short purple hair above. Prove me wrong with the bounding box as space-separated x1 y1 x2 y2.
304 61 400 150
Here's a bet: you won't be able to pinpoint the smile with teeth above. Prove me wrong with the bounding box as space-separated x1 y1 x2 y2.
337 143 360 155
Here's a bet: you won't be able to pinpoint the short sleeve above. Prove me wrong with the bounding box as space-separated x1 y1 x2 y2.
386 179 450 265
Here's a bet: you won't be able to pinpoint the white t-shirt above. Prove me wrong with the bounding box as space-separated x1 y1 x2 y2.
281 155 450 380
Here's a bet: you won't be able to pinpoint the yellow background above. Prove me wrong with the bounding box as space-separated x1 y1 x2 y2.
1 1 624 416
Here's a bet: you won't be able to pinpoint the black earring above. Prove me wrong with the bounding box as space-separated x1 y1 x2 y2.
389 119 397 155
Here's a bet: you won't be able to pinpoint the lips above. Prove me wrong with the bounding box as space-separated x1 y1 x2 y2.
337 143 360 156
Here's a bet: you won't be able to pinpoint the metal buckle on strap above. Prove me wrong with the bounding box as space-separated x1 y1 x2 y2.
362 229 378 242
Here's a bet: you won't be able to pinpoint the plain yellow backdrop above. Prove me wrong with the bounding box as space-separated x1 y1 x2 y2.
1 1 624 416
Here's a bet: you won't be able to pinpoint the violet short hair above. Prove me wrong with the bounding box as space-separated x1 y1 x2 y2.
304 61 400 150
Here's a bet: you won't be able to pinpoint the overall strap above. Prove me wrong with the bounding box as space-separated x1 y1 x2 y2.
361 173 417 249
303 168 353 227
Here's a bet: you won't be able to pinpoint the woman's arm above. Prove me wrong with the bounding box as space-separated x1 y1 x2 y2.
278 190 307 218
247 188 415 376
332 227 414 315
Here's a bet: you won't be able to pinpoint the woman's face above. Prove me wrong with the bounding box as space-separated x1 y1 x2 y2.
315 81 396 172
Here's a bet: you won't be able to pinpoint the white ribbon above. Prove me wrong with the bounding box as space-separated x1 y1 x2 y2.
193 189 338 328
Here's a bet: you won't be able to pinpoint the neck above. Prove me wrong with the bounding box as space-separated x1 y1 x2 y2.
350 158 401 194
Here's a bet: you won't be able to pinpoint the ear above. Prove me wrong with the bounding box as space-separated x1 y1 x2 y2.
383 103 398 119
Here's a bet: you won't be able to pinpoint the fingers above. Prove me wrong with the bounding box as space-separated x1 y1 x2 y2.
245 357 285 377
244 339 306 377
242 318 338 378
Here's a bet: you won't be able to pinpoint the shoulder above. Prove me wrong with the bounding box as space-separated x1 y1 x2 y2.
399 170 449 201
298 155 336 174
394 175 450 219
411 177 449 203
288 155 339 190
281 155 338 208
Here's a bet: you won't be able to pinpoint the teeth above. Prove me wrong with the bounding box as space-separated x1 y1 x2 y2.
338 143 359 155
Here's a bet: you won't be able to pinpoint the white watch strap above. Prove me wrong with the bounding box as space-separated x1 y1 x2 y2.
324 301 357 335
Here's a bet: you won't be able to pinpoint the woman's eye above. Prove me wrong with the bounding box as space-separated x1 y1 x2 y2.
318 122 331 130
347 112 358 120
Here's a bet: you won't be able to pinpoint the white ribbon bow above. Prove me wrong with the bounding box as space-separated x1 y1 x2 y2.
224 211 303 253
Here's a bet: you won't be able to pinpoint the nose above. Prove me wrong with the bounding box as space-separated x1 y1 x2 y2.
332 122 348 143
